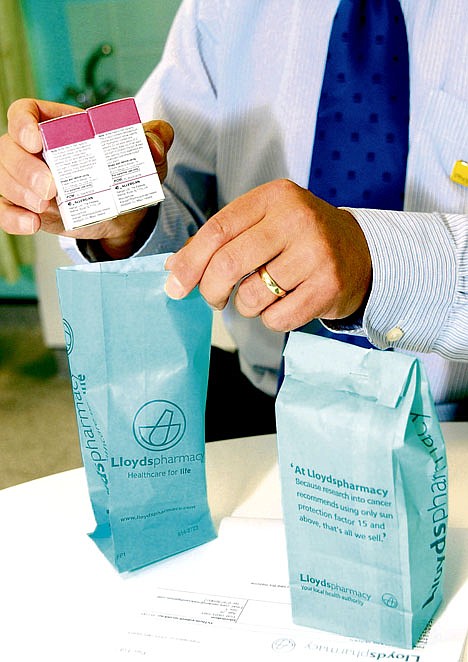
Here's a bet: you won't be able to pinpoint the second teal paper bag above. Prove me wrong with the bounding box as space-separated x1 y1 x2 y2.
276 332 448 648
56 254 216 572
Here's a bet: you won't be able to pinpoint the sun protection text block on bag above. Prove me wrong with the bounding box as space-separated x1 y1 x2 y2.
39 98 164 230
276 332 448 649
87 98 164 214
39 111 117 230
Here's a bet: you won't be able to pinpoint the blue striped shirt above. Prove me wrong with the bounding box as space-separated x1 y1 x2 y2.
63 0 468 411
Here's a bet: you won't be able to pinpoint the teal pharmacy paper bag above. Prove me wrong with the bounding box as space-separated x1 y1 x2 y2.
276 332 448 648
56 254 216 572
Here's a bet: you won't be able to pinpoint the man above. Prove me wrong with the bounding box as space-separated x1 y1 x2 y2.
0 1 467 435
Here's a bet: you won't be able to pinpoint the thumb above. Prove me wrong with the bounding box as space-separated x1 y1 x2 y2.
7 98 82 154
143 119 174 181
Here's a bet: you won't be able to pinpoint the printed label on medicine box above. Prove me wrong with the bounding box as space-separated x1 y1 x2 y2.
88 98 165 214
39 112 117 230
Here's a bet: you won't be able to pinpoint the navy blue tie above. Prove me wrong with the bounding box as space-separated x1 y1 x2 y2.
303 0 409 347
278 0 409 390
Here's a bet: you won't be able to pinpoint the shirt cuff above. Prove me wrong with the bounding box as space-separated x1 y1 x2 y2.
344 208 457 352
74 205 160 263
321 295 369 333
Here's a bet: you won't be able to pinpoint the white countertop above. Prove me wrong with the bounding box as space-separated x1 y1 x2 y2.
0 425 467 661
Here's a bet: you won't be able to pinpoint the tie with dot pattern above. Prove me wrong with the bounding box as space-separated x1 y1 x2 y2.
309 0 409 209
303 0 409 348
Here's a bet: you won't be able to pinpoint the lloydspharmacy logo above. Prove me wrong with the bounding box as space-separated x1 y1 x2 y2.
62 318 74 355
132 400 186 451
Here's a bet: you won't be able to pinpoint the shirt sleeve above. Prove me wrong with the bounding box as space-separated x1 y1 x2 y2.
133 0 222 256
338 208 468 362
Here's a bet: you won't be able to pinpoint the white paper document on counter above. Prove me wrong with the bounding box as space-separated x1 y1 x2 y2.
113 518 468 661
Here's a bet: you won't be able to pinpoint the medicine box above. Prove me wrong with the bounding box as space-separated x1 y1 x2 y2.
39 98 164 231
39 111 116 230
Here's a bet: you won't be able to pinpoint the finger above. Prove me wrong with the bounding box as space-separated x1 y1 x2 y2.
0 197 40 234
197 213 291 309
143 120 174 182
235 259 294 318
0 135 55 208
7 98 82 154
236 234 344 325
143 120 174 161
257 252 355 332
165 183 276 298
260 282 328 333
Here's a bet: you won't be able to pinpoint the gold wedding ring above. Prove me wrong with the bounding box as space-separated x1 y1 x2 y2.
258 265 287 298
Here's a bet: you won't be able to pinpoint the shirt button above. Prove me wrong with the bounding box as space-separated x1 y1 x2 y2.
386 326 404 342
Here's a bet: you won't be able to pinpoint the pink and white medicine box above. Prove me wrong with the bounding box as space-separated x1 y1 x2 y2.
39 111 116 230
87 98 164 215
39 98 164 231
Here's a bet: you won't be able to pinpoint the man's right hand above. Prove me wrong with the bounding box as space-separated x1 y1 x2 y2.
0 98 174 259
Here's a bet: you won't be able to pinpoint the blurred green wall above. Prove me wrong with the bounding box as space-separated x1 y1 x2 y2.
20 0 181 103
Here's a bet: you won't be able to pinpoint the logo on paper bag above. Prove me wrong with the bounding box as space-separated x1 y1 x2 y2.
63 319 74 355
381 593 398 609
133 400 186 451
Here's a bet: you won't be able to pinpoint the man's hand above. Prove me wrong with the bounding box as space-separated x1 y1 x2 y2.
165 179 372 332
0 98 173 258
